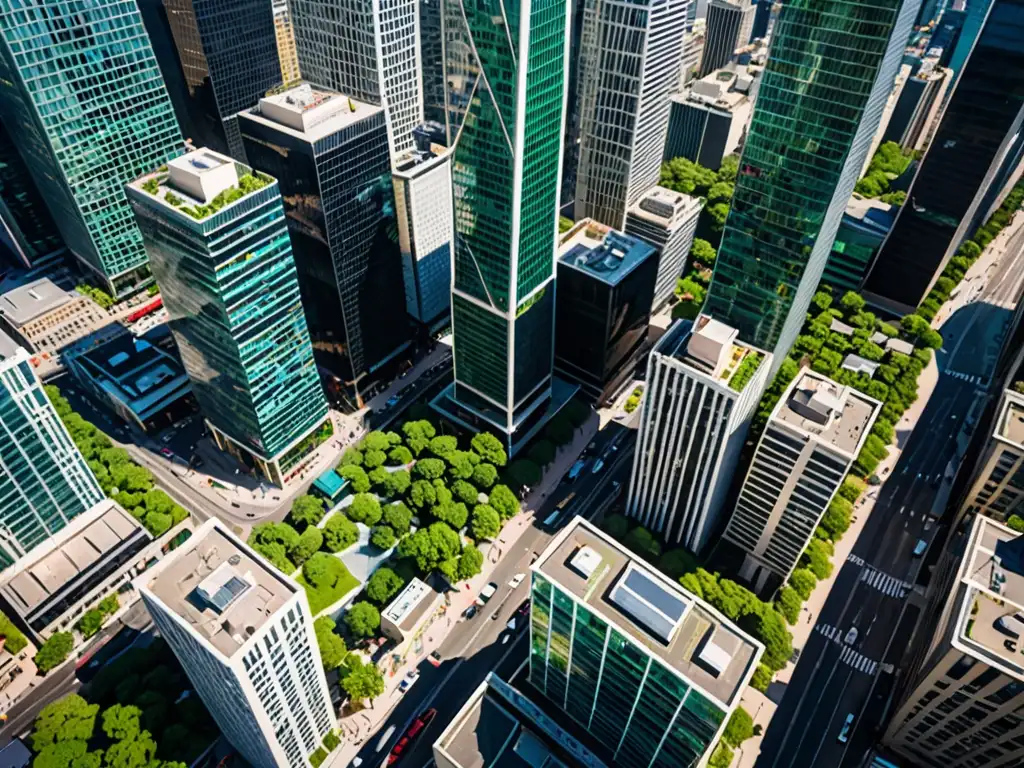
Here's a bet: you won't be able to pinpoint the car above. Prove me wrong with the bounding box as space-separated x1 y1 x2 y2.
844 627 858 645
475 582 498 606
591 458 605 474
509 573 526 589
837 713 854 743
387 396 401 407
516 598 530 618
398 670 419 694
159 447 174 459
376 725 397 753
160 433 174 444
462 604 478 620
427 650 442 668
387 708 437 765
913 539 928 557
568 459 586 481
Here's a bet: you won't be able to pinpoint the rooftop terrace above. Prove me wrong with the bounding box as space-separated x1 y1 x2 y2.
535 518 761 707
657 316 766 393
557 219 655 286
0 278 73 326
627 186 703 228
773 370 880 458
241 83 382 143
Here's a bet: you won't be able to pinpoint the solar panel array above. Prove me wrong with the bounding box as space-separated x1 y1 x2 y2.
208 575 250 612
610 564 687 644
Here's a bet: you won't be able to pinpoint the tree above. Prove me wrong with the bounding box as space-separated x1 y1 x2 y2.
723 707 755 747
361 431 391 452
558 215 574 233
101 705 142 741
323 514 358 552
838 475 866 503
78 609 106 639
623 526 661 560
368 467 391 492
383 502 413 535
345 601 381 638
370 525 396 549
341 658 385 707
363 449 386 468
397 522 461 573
901 313 931 339
472 462 498 489
338 448 363 468
839 291 865 314
413 458 446 480
31 695 98 751
758 609 794 671
751 663 772 692
451 479 480 506
408 479 437 510
471 504 501 540
32 740 89 768
382 469 411 498
708 743 734 768
689 238 716 267
104 730 157 768
428 435 458 457
313 616 347 669
402 420 437 456
388 446 413 465
471 432 507 466
290 495 325 529
527 440 556 466
432 501 468 530
1007 514 1024 533
811 290 832 312
602 514 630 539
446 450 477 480
367 568 405 605
291 526 324 565
488 484 519 519
789 569 817 601
141 510 172 538
802 539 833 580
109 463 153 493
507 459 541 489
660 156 717 196
659 549 699 580
338 465 371 493
776 587 802 625
458 546 484 580
35 631 74 673
348 494 382 526
920 328 944 350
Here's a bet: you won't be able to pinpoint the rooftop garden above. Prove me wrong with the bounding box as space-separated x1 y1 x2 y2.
139 166 273 221
854 141 916 206
727 350 764 393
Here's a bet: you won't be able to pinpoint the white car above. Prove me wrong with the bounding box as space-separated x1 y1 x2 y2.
475 582 498 606
398 670 420 694
844 627 858 645
591 458 605 474
509 573 525 589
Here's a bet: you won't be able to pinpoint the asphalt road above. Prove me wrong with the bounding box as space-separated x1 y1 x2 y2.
349 426 636 768
755 239 1024 768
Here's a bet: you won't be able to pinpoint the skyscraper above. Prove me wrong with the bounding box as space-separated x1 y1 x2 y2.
699 0 756 77
127 149 330 486
0 343 105 568
432 0 571 455
573 0 690 228
701 0 919 365
162 0 283 161
626 317 770 553
957 388 1024 522
272 0 302 86
529 517 764 767
290 0 423 155
419 0 446 124
139 519 337 768
864 0 1024 311
0 0 183 297
723 370 880 592
0 118 63 269
239 85 411 392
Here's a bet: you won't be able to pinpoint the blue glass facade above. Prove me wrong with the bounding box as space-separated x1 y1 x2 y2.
0 116 63 267
0 0 183 296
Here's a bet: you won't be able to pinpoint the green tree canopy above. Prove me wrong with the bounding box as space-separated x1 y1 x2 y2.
488 485 519 519
660 157 717 196
413 458 446 480
408 479 437 510
101 705 141 742
723 707 755 747
35 632 74 673
428 435 458 457
292 526 324 565
458 546 484 581
388 445 413 465
323 514 359 552
348 494 382 526
367 568 405 605
397 522 462 573
289 495 325 529
345 601 381 638
452 479 481 505
370 525 396 550
789 569 817 601
432 501 469 530
382 469 411 498
383 502 413 534
470 432 507 466
341 658 385 705
31 695 98 751
471 504 501 540
689 238 716 267
338 465 371 493
775 587 802 625
361 431 391 452
314 617 347 669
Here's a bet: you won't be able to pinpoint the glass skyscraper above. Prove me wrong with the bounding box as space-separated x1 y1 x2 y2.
0 345 104 569
0 117 63 268
702 0 919 365
0 0 183 297
433 0 570 455
127 149 329 486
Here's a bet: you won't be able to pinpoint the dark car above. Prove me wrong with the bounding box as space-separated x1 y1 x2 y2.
463 604 478 620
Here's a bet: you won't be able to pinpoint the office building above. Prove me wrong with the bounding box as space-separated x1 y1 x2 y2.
561 0 590 210
394 144 453 334
239 85 411 389
702 0 918 367
699 0 756 77
881 60 952 151
958 389 1024 522
864 0 1024 312
419 0 445 124
127 149 330 487
0 120 62 269
944 0 993 94
822 198 897 294
861 63 913 178
162 0 283 161
0 344 105 569
139 519 336 768
290 0 423 155
554 221 658 404
723 370 881 591
432 0 573 457
678 21 707 86
626 316 770 553
573 0 690 229
529 517 764 766
273 0 301 86
750 0 771 39
0 0 183 298
883 515 1024 768
625 187 703 310
0 279 109 357
663 66 757 168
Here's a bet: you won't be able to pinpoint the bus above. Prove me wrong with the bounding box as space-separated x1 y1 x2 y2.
557 492 576 510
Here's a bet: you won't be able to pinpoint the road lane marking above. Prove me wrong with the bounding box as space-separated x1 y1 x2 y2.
859 567 910 598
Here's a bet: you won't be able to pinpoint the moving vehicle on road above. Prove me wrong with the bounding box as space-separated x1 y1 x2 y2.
475 582 498 606
398 670 419 694
556 492 576 510
838 713 854 743
844 627 858 645
427 651 442 668
913 539 928 557
159 447 174 459
387 708 437 765
462 604 478 620
592 458 605 474
509 573 525 589
568 460 586 481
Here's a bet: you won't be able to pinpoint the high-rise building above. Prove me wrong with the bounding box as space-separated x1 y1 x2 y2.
822 198 896 294
290 0 423 155
554 220 658 404
863 0 1024 312
698 0 756 78
883 515 1024 768
394 144 453 334
626 316 770 553
701 0 918 366
678 20 707 86
139 519 337 768
238 85 411 391
560 0 590 210
419 0 445 124
127 149 330 487
0 342 105 569
162 0 283 161
272 0 302 86
529 516 764 767
0 119 63 269
881 61 953 152
431 0 571 456
723 370 880 591
944 0 993 94
0 0 183 297
750 0 771 39
625 186 703 311
573 0 690 228
958 389 1024 522
860 63 913 178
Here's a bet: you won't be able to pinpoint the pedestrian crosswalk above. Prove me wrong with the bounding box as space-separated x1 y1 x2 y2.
846 553 865 567
816 623 842 641
945 370 986 386
859 566 911 598
813 624 881 675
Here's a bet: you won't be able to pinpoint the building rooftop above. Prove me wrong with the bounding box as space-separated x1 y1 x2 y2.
657 316 767 393
773 370 881 458
0 500 149 616
557 220 655 287
842 354 880 377
0 330 21 360
382 577 438 633
0 278 73 327
672 64 756 113
886 338 915 356
241 83 383 143
627 186 703 229
534 518 762 708
997 392 1024 447
142 522 296 658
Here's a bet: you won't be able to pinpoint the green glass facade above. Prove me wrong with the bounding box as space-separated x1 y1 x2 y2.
0 348 104 569
0 0 182 297
702 0 919 365
528 573 727 767
442 0 567 442
127 153 328 486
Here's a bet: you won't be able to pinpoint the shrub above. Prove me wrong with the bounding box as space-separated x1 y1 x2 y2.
413 458 446 480
338 465 370 493
370 525 396 549
723 707 755 747
488 484 519 519
383 502 413 534
0 612 29 654
776 587 801 625
366 567 405 605
388 446 413 465
290 495 325 529
602 514 630 539
458 546 484 580
472 462 498 489
751 664 772 692
471 504 501 540
300 555 360 614
789 569 817 601
345 601 381 638
35 632 74 673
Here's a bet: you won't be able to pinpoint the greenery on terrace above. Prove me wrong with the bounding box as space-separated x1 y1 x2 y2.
179 173 272 220
854 141 915 205
726 350 763 393
75 284 115 311
0 610 28 654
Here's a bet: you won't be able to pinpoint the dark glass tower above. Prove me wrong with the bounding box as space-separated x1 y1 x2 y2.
702 0 920 367
864 0 1024 310
0 118 63 268
420 0 446 124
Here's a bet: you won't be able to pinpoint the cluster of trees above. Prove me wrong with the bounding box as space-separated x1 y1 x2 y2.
78 595 120 640
76 284 115 310
45 387 189 538
307 731 341 768
311 617 385 711
35 632 74 673
854 142 913 200
709 707 758 767
673 235 718 321
28 638 218 768
623 386 644 414
0 611 27 654
659 156 739 241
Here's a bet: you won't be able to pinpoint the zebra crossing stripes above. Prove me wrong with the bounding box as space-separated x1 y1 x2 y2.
945 370 985 386
846 553 865 567
859 567 910 598
815 623 841 641
839 645 878 675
